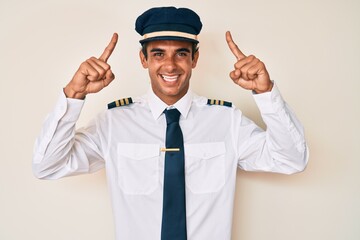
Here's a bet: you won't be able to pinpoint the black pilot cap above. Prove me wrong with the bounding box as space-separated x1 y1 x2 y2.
135 6 203 44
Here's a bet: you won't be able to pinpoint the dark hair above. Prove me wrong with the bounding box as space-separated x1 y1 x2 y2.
141 42 199 60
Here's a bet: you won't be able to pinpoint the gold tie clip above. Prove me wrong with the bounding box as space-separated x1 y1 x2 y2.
160 148 180 152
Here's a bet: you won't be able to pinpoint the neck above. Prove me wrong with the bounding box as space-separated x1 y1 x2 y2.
155 92 188 106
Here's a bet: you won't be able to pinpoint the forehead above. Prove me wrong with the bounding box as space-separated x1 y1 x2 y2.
146 40 193 50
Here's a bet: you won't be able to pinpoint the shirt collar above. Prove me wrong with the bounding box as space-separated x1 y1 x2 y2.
146 89 193 120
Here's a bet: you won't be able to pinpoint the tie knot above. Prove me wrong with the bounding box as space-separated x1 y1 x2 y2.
164 108 181 124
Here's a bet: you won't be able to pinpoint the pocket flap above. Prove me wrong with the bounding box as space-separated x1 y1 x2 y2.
118 143 160 160
185 142 226 159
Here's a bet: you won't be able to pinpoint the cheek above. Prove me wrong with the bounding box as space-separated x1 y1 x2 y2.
147 61 160 72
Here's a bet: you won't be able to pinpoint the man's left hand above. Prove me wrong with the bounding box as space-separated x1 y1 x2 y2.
226 31 273 94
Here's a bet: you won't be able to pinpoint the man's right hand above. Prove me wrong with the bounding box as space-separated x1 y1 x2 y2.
64 33 118 99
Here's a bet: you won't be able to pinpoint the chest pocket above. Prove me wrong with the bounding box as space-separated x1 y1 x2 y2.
185 142 226 194
117 143 160 195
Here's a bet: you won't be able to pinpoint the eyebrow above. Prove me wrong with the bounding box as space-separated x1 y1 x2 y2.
176 48 191 53
150 48 165 53
150 48 191 53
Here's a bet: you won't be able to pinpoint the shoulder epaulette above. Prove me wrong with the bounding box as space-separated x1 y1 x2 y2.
107 97 133 109
207 99 232 107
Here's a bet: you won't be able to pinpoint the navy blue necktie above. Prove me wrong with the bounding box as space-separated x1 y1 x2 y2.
161 108 187 240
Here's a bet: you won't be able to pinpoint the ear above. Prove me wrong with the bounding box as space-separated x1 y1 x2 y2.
192 50 199 68
139 50 148 68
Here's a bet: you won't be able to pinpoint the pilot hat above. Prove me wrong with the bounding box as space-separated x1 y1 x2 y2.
135 6 203 44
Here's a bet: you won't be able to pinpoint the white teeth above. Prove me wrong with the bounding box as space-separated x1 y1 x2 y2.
162 75 178 82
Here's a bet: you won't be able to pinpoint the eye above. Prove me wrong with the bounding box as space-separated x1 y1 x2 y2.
153 52 164 57
177 52 188 57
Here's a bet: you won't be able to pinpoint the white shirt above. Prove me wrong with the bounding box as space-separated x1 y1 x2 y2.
33 84 308 240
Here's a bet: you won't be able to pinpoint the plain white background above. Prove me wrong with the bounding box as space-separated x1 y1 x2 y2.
1 0 359 239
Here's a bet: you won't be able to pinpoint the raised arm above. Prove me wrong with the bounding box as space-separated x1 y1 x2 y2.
33 33 118 179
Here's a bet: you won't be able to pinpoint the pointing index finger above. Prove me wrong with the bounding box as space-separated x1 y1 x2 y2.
99 33 118 62
226 31 246 60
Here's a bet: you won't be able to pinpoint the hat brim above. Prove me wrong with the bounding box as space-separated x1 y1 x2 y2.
139 36 199 44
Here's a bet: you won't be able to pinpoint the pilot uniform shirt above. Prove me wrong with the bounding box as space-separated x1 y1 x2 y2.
33 84 308 240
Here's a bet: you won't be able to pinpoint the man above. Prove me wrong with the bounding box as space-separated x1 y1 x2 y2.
33 6 308 240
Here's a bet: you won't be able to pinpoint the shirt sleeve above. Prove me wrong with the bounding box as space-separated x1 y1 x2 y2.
235 83 309 174
32 91 105 179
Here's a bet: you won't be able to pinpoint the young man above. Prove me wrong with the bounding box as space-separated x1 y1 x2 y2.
33 6 308 240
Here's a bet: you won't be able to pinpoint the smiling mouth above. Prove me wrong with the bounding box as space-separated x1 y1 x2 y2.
161 74 179 82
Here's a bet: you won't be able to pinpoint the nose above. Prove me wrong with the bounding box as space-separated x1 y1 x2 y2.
163 56 177 72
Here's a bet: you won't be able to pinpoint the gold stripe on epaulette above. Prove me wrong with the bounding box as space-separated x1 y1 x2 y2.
108 97 133 109
207 99 232 107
